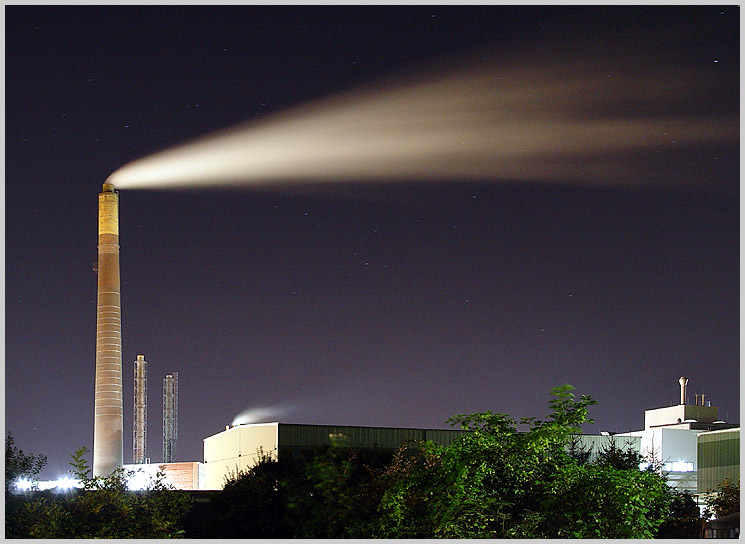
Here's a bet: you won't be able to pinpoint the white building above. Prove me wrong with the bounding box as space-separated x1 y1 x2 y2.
616 376 738 495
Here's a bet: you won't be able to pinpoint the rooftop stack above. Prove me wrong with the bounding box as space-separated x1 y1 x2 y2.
679 376 689 405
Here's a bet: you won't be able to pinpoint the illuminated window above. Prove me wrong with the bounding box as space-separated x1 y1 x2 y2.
664 461 694 472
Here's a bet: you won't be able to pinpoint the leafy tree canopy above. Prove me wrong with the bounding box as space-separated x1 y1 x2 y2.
704 477 740 520
5 431 47 492
6 446 192 538
373 385 677 538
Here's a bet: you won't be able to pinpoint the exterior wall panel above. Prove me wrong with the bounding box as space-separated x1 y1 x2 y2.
203 423 279 490
277 424 468 456
279 424 424 450
123 461 202 490
645 405 719 429
697 428 740 494
569 435 641 463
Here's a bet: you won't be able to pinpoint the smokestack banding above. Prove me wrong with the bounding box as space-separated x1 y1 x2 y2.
93 182 123 477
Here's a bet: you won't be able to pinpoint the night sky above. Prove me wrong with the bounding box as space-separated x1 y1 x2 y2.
5 6 739 480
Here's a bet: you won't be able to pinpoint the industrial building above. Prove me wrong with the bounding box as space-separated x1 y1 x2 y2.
122 377 737 493
201 422 469 490
197 423 643 490
117 422 639 490
119 422 468 490
616 377 739 495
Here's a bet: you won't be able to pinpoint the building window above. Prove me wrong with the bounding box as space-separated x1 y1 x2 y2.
664 461 694 472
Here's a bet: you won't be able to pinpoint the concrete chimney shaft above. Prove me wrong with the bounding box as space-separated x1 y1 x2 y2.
93 183 123 477
679 376 688 406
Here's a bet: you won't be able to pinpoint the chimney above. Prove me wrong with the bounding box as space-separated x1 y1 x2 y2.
93 183 123 477
678 376 688 405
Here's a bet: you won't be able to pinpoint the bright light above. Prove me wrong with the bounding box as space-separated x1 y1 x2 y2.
640 461 695 473
664 461 694 472
126 468 155 491
54 477 80 491
33 477 83 491
15 478 33 492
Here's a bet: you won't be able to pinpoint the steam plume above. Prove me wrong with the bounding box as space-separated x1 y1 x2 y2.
108 34 736 191
232 404 294 426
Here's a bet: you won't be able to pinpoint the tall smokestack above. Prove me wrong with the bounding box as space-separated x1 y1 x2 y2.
133 355 148 464
93 183 123 477
678 376 688 406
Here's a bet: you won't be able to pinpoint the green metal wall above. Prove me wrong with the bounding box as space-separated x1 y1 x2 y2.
275 425 643 458
697 429 740 494
277 423 467 455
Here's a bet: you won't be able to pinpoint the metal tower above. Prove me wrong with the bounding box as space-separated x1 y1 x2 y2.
163 372 178 463
133 355 147 464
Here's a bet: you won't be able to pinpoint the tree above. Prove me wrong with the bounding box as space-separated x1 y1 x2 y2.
6 446 193 538
195 442 394 539
5 431 47 492
704 477 740 519
593 436 643 470
284 443 394 538
566 433 593 465
657 490 702 538
535 463 671 538
200 448 298 538
373 385 675 538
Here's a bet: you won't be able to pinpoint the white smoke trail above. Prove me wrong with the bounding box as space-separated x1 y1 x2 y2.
108 36 736 191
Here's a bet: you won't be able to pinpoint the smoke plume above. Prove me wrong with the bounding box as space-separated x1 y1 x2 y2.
108 31 737 192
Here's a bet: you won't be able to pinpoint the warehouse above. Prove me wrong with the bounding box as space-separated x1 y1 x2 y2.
202 422 468 490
